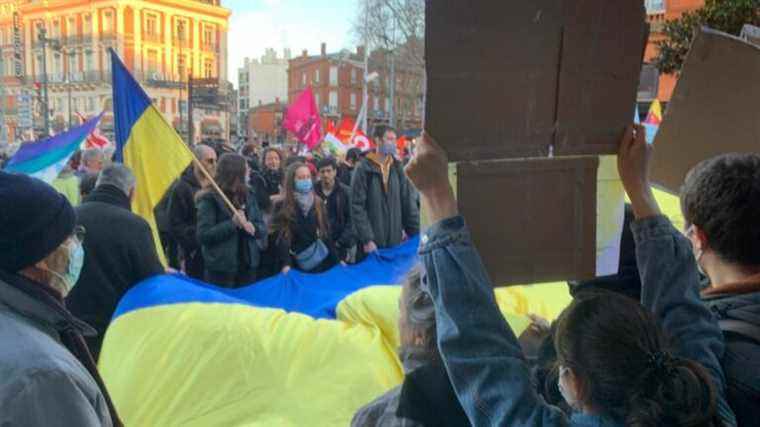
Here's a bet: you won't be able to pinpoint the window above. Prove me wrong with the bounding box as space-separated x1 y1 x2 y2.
103 11 114 33
385 97 391 112
329 90 338 107
329 66 337 85
145 14 158 38
204 59 213 78
350 93 357 110
70 52 78 72
178 54 187 79
314 92 321 107
373 96 379 111
84 50 93 71
645 0 665 14
203 25 214 48
83 14 91 34
67 17 76 37
314 69 320 84
175 20 187 41
147 49 159 75
52 19 61 38
351 68 357 84
301 72 306 87
53 53 63 78
87 97 95 112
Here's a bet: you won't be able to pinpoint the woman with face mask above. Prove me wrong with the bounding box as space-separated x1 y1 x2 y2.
272 162 338 274
403 126 736 427
196 153 267 288
0 172 122 426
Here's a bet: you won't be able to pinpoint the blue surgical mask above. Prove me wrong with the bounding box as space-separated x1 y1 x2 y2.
47 242 85 295
295 178 313 194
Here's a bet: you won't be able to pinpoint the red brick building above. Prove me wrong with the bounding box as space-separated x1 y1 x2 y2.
642 0 705 103
247 99 285 143
287 43 423 135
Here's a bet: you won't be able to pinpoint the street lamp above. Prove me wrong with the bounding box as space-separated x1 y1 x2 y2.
52 41 76 130
36 25 51 137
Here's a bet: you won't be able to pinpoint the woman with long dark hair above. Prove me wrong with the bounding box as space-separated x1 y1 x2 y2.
272 162 338 274
196 153 266 287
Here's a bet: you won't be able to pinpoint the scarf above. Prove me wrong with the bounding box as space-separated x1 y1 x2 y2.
295 192 315 216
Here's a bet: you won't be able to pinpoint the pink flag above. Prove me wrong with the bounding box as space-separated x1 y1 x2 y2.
283 86 323 150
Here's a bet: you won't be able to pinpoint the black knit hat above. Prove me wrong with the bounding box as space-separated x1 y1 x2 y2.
0 171 76 272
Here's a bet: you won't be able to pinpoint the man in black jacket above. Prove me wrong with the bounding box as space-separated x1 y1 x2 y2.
315 157 356 263
168 144 216 279
65 164 164 360
351 125 419 255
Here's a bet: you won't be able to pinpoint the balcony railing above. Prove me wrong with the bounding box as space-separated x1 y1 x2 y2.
201 42 218 53
142 32 162 44
173 37 191 48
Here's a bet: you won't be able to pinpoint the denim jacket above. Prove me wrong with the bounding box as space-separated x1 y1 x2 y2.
418 215 736 427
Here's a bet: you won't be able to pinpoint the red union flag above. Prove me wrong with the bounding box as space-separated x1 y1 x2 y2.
283 86 323 150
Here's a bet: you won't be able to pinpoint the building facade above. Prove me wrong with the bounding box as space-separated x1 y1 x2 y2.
0 0 230 143
287 43 423 136
237 48 289 138
640 0 704 104
246 100 285 144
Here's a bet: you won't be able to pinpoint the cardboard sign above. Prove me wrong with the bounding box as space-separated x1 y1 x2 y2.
651 29 760 194
457 156 599 285
425 0 648 161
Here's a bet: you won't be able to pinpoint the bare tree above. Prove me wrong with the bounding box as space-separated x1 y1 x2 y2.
353 0 425 130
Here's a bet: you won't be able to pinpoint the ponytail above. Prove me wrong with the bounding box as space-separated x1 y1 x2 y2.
554 292 720 427
625 354 718 427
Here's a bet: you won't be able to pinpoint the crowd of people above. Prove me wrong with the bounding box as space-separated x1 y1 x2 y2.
351 126 759 427
1 118 758 426
150 124 420 287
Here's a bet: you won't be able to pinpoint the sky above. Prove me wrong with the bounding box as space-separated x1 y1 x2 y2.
225 0 357 88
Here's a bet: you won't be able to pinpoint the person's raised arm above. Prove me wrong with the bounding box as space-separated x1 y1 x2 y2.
618 124 736 426
405 133 566 427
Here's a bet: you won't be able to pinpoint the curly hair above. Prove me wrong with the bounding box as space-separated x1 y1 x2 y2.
680 153 760 266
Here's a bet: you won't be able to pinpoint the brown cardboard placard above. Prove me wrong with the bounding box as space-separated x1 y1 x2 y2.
425 0 647 162
457 156 599 285
651 29 760 194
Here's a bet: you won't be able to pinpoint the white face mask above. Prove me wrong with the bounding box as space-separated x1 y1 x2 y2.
558 365 581 411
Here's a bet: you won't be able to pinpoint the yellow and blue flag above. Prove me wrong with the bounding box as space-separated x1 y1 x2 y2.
99 237 574 426
111 49 193 263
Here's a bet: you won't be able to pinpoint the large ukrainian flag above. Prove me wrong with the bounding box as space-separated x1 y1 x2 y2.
111 49 193 263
